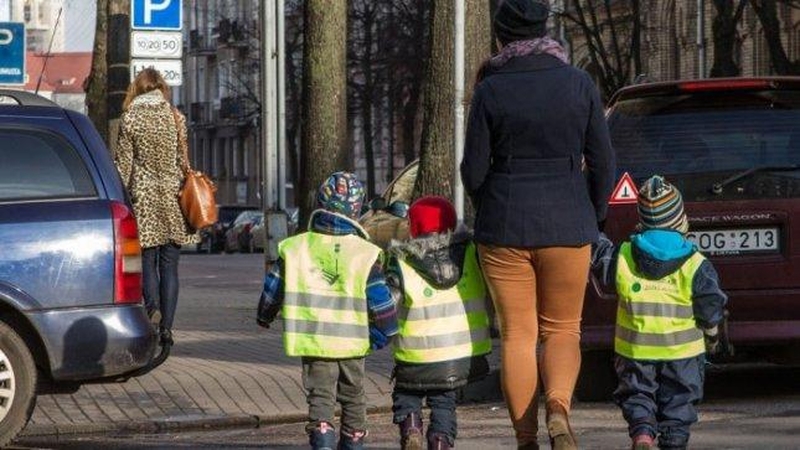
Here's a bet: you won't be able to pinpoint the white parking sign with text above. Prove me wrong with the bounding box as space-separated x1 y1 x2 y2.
131 59 182 86
131 31 182 59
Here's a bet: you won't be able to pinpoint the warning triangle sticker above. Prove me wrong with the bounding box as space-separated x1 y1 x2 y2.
609 172 638 205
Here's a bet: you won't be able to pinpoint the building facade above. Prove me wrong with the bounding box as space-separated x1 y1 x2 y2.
568 1 800 88
0 0 65 53
176 0 262 207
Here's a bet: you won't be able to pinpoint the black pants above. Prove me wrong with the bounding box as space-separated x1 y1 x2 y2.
392 388 458 444
614 354 705 450
142 243 181 331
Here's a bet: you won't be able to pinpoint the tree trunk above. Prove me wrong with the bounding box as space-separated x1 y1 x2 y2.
463 0 492 220
86 0 109 146
401 0 428 167
300 0 348 224
360 6 377 199
710 0 745 77
413 0 455 200
750 0 797 75
464 0 492 105
106 0 131 156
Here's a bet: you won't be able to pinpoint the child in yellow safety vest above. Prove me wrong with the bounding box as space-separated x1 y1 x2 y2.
256 172 398 450
385 196 493 450
591 175 728 450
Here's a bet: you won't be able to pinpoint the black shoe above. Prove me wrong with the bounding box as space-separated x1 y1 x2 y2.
160 328 174 346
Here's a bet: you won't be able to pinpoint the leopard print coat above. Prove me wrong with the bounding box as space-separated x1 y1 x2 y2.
115 90 198 248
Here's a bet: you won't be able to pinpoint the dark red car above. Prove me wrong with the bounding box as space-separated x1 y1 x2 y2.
578 78 800 399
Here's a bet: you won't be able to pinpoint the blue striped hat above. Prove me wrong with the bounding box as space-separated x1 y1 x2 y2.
637 175 689 233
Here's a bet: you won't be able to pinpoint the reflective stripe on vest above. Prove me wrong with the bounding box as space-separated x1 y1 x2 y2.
614 242 706 360
393 243 492 363
279 232 381 358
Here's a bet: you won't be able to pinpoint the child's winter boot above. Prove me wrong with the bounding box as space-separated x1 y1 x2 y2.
308 421 336 450
427 433 453 450
631 433 655 450
338 428 367 450
399 412 424 450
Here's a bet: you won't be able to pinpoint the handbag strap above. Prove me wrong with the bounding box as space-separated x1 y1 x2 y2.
172 107 190 175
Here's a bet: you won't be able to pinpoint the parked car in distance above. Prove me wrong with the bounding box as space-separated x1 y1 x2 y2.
197 205 258 253
249 207 299 253
224 210 263 253
0 91 158 446
576 77 800 400
360 161 418 248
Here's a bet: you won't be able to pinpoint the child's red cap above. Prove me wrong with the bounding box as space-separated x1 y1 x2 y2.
408 196 457 238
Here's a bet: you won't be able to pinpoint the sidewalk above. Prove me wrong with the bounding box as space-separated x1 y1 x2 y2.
23 326 500 437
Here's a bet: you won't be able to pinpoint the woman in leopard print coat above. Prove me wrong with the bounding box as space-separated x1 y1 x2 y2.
115 68 198 345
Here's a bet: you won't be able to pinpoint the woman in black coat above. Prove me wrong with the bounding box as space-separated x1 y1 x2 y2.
460 1 616 448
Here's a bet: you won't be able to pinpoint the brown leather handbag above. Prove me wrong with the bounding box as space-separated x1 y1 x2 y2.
174 109 218 230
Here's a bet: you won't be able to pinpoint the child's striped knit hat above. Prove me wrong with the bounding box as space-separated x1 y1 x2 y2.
637 175 689 234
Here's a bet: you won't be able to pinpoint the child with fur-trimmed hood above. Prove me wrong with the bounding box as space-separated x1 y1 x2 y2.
384 196 492 450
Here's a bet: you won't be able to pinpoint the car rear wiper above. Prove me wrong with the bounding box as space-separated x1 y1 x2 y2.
711 165 800 195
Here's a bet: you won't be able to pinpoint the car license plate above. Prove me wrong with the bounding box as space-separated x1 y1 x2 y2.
686 228 779 255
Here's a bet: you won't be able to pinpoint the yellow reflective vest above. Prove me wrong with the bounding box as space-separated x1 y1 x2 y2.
393 243 492 363
279 232 381 358
615 242 706 360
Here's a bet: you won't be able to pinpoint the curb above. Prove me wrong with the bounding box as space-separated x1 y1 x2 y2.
21 405 395 438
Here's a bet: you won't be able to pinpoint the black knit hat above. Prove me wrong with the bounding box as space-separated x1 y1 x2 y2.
494 0 550 44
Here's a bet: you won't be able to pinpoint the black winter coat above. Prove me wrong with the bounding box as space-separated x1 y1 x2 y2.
386 232 490 391
461 53 616 248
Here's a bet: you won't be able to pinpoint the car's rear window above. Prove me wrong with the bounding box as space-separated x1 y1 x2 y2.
608 90 800 179
0 128 96 201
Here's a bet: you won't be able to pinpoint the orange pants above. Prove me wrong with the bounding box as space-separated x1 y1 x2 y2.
478 244 590 444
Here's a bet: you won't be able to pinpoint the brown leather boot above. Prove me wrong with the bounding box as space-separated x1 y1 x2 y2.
546 400 578 450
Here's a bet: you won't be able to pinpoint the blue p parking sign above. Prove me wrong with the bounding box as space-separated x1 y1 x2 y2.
0 22 25 85
132 0 182 31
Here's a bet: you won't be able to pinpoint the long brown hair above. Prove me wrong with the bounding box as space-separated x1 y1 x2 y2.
123 68 171 111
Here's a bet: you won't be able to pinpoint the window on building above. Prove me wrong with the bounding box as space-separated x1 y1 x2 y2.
214 137 226 177
754 29 771 75
225 138 234 179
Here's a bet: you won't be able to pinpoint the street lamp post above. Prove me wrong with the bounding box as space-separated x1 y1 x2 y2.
454 0 465 220
261 0 287 263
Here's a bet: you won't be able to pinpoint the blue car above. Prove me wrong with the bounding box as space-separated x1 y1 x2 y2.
0 91 158 445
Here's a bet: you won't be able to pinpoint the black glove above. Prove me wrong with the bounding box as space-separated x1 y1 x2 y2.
256 291 279 328
703 326 720 356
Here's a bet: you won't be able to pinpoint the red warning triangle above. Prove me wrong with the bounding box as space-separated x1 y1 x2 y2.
609 172 638 205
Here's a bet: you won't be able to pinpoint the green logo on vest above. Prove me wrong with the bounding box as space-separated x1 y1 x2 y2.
321 244 341 286
423 287 433 297
632 282 641 293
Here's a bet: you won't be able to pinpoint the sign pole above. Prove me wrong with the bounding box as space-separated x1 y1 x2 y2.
453 0 465 220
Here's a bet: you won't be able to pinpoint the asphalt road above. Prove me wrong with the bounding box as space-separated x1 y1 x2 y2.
13 252 800 449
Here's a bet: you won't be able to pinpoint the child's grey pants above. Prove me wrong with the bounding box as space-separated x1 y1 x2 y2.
302 357 367 433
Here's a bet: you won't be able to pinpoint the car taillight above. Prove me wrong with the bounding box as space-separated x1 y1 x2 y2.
111 201 142 304
678 79 774 92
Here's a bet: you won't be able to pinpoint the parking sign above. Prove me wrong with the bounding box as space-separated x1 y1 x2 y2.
0 22 25 85
132 0 182 30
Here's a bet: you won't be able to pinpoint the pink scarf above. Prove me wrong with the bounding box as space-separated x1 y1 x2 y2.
490 37 569 68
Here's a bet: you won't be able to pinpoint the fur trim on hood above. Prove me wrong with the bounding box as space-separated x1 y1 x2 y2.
130 90 168 108
389 230 472 289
